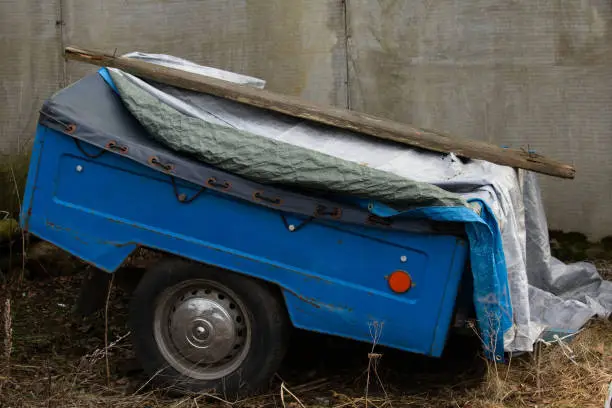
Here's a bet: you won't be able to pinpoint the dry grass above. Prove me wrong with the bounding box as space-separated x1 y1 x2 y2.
0 269 609 408
0 240 610 407
594 260 612 281
470 320 611 408
0 321 609 408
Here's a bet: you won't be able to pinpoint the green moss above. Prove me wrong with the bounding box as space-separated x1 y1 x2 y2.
0 218 19 243
0 150 31 217
549 230 612 262
549 230 588 244
600 236 612 251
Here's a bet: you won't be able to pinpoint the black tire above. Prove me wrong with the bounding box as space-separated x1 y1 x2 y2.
129 258 290 398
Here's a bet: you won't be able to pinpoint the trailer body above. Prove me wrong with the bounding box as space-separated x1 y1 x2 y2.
22 124 469 357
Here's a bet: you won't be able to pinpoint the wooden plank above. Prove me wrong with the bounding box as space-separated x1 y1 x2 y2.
64 46 576 179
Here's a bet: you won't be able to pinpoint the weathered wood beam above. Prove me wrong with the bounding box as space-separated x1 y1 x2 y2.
64 46 575 179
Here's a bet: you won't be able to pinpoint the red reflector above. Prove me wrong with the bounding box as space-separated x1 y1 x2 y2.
388 270 412 293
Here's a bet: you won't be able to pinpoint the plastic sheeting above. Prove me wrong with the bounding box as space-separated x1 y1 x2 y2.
111 53 611 353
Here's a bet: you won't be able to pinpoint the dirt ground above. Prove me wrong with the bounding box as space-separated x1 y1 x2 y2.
0 246 610 408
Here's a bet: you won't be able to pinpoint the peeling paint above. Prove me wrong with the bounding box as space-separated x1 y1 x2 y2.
284 287 353 313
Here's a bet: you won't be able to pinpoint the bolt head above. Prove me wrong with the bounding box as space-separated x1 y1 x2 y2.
288 224 296 232
400 255 407 262
194 325 210 339
76 165 83 172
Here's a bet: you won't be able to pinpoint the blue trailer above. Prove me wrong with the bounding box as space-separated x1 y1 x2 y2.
20 69 496 397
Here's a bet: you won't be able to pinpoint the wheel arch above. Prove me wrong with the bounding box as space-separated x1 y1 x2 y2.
74 247 292 323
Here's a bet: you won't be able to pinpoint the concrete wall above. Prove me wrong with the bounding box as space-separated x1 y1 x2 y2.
0 1 63 154
62 0 347 106
0 0 348 153
346 0 612 239
1 0 611 239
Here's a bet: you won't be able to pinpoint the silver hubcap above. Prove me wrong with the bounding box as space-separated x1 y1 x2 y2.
153 279 251 380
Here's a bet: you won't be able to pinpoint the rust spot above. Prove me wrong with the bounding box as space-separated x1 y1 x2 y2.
300 272 332 285
207 177 231 191
148 156 174 172
252 191 282 205
314 205 342 219
98 239 138 248
366 214 393 227
45 220 63 230
300 296 322 309
284 288 353 312
45 221 88 244
106 140 128 154
283 288 321 309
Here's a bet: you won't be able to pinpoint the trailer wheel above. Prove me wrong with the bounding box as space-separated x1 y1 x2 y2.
129 258 290 397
